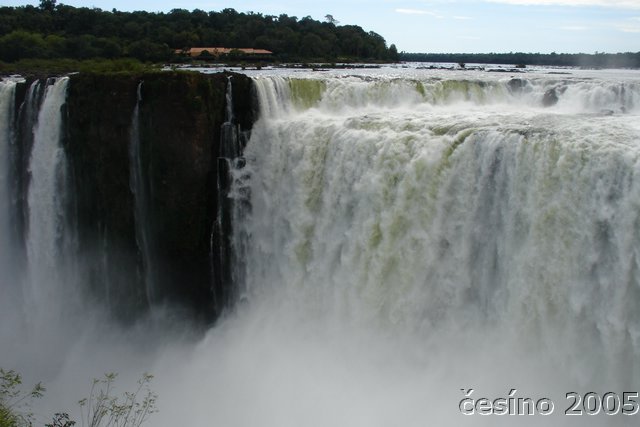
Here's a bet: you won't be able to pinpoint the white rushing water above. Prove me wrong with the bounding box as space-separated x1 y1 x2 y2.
212 71 640 426
0 80 19 343
23 77 81 361
0 80 16 280
2 69 640 427
242 74 640 343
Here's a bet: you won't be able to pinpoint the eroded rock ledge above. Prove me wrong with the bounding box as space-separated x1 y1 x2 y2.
62 71 254 322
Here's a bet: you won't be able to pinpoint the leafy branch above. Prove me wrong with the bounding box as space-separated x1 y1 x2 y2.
1 369 157 427
0 368 45 427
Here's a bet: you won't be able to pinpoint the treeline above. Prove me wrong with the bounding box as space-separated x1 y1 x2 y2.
400 52 640 68
0 0 398 63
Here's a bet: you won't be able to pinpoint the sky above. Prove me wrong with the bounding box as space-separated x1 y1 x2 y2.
3 0 640 53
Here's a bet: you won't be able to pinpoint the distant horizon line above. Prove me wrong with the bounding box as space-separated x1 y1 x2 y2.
402 51 639 55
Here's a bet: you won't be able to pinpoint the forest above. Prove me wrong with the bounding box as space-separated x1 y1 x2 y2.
401 51 640 69
3 1 638 71
0 1 399 64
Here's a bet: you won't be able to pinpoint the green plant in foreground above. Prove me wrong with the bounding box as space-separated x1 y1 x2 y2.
78 373 157 427
46 413 75 427
0 368 45 427
1 368 156 427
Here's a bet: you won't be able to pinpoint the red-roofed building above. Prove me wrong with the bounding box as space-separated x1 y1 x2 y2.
175 47 273 57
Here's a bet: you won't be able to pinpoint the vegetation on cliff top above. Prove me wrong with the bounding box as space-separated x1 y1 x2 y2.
0 1 398 65
0 58 158 75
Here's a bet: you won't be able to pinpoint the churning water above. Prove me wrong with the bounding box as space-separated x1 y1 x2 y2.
1 67 640 426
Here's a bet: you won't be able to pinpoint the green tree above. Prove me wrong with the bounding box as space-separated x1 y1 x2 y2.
39 0 56 12
324 14 338 25
171 30 198 49
0 4 398 62
44 34 66 58
0 30 46 61
0 369 45 427
65 34 99 59
93 37 122 58
127 39 171 62
300 33 326 58
388 44 399 61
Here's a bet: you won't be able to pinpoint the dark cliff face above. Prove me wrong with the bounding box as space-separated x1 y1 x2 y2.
64 71 255 322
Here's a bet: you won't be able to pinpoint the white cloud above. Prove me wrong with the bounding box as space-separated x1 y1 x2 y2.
395 8 427 14
395 8 443 17
559 25 589 30
485 0 640 8
615 18 640 32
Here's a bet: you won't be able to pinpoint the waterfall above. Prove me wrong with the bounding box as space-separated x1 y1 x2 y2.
0 78 50 357
129 81 155 306
24 77 75 339
0 80 19 330
0 81 16 269
211 75 251 309
14 81 44 248
220 75 238 157
2 70 640 427
251 75 640 115
211 77 233 310
236 74 640 394
21 80 45 148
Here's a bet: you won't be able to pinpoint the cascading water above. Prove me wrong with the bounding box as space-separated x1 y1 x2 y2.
129 81 155 306
221 76 239 158
0 80 19 337
1 69 640 427
20 80 44 150
19 77 81 373
212 76 251 309
13 80 44 254
211 77 235 309
0 81 16 274
0 78 52 364
209 72 640 426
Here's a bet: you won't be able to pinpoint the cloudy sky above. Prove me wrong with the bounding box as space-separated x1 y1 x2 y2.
5 0 640 53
